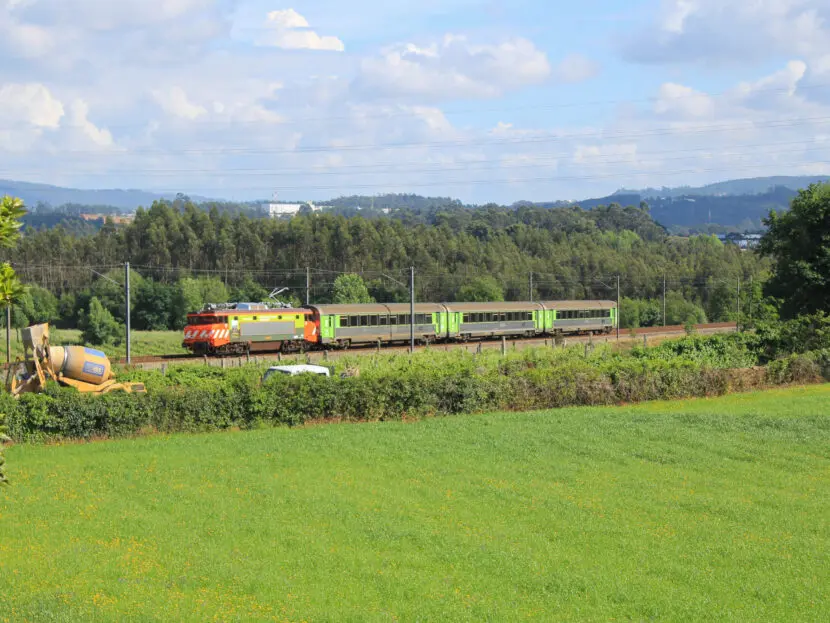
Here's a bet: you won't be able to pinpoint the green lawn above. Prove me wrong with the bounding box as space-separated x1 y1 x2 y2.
1 386 829 622
4 328 186 360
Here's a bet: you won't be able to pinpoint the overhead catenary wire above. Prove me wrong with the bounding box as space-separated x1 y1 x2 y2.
89 158 830 194
23 114 830 158
6 138 830 178
11 80 830 131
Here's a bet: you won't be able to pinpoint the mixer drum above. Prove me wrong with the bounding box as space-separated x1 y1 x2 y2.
48 346 112 386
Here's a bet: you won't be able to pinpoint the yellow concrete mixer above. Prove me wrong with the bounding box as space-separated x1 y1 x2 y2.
5 324 145 397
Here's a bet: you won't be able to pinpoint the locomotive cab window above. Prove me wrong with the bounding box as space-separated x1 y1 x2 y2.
189 315 220 325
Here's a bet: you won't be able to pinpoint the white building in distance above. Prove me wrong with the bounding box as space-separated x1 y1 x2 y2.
264 193 332 218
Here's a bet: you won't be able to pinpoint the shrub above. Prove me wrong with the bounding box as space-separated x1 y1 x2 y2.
4 335 820 445
79 296 122 345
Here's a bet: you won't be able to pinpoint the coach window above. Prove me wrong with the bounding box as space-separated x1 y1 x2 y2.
390 315 397 325
369 315 379 326
360 315 369 327
349 315 359 327
339 316 349 327
380 315 388 326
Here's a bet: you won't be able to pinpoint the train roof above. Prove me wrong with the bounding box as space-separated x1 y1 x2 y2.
307 303 445 315
189 308 312 316
442 301 545 312
540 300 617 310
382 303 447 314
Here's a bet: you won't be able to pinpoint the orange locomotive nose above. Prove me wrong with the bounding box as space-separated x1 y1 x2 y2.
183 324 231 347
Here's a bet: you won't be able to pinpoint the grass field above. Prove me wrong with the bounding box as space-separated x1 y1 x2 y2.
1 386 829 622
4 328 187 360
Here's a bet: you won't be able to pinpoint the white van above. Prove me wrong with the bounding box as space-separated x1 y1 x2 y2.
263 365 331 381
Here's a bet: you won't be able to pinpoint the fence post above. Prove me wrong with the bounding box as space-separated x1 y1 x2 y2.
501 336 507 357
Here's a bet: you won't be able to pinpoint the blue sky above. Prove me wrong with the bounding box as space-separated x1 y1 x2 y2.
1 0 830 204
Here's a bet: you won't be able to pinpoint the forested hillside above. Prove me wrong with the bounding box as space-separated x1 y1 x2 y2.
2 198 767 333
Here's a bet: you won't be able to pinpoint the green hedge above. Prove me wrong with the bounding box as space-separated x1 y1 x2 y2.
0 359 765 444
1 337 822 445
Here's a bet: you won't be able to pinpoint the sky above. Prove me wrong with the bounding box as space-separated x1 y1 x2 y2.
2 0 830 204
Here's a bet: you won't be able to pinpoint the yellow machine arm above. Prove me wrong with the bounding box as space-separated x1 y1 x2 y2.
5 324 145 397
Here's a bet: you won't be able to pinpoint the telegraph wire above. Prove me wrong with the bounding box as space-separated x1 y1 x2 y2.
6 138 830 178
13 80 830 131
32 114 830 157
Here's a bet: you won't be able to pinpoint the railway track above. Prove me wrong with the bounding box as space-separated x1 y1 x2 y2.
120 322 738 370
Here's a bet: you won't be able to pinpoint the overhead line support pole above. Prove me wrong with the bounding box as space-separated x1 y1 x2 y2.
410 267 415 354
616 275 621 342
529 271 534 302
306 267 311 306
736 276 741 330
125 262 132 365
663 273 667 327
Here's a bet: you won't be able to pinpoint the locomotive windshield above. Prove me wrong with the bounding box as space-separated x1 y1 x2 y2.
188 315 222 326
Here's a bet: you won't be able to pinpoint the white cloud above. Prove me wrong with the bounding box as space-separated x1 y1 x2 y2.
257 8 344 51
68 99 114 148
574 143 638 165
624 0 830 65
266 8 309 30
730 60 808 110
357 34 550 101
662 0 698 34
152 87 208 120
0 82 63 127
654 82 715 117
553 54 601 84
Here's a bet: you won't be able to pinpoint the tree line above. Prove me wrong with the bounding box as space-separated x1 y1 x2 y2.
2 197 770 335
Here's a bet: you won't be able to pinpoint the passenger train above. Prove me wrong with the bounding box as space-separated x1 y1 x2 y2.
183 300 618 356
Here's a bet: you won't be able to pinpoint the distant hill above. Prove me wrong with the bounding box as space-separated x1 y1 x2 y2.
520 176 830 230
5 174 829 231
619 176 829 199
0 179 212 211
525 187 797 231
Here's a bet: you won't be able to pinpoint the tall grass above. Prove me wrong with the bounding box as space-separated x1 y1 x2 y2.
1 386 828 621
